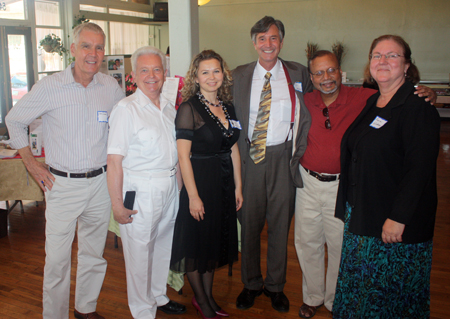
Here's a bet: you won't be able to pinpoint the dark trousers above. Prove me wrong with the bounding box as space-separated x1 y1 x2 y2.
238 141 295 292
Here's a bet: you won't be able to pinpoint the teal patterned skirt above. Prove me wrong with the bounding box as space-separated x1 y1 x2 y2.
332 204 433 319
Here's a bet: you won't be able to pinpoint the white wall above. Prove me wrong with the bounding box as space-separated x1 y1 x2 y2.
197 0 450 81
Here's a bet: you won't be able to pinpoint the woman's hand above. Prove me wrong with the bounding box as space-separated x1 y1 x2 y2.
189 195 205 221
235 189 243 211
382 218 405 244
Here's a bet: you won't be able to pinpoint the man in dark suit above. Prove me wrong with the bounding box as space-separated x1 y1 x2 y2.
232 16 313 313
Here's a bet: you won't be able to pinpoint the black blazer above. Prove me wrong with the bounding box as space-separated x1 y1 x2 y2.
335 81 440 244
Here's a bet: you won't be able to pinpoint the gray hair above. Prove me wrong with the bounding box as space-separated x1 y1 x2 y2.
250 16 285 43
72 22 105 45
131 46 166 73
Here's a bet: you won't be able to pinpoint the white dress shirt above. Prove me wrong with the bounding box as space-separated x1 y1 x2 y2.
6 63 125 173
107 88 177 172
248 59 296 146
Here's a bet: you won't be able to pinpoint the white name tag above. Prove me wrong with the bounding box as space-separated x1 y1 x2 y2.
370 116 388 129
294 82 303 93
98 111 108 123
230 120 242 130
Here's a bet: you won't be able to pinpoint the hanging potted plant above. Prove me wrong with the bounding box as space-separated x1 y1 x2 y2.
39 33 68 58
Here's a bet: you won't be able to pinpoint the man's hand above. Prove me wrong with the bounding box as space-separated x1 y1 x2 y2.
19 146 55 191
113 205 138 224
381 218 405 244
415 85 437 105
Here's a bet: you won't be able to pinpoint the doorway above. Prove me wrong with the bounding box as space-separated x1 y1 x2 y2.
0 26 35 137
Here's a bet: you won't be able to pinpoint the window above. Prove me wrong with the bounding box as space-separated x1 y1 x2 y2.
79 3 160 55
0 1 26 20
109 8 150 18
79 5 106 13
35 0 65 76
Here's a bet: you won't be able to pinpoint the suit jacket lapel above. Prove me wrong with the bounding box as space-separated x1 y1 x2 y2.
238 62 256 138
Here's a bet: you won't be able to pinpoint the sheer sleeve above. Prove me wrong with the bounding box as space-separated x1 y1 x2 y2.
175 102 195 140
175 100 205 140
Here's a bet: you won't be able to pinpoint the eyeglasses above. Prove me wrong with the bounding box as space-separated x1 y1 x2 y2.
369 53 403 60
311 67 339 78
323 107 331 130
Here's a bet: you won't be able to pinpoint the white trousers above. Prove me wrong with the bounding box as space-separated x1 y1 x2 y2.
294 165 344 311
43 173 111 319
119 172 178 319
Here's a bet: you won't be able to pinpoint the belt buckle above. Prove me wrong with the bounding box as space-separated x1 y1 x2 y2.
86 170 93 178
170 167 177 176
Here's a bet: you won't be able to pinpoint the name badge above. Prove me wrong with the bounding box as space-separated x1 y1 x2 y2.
294 82 303 93
230 120 242 130
98 111 108 123
370 116 388 129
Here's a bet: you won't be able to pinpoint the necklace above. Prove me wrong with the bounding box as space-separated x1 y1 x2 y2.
197 92 233 138
197 91 223 108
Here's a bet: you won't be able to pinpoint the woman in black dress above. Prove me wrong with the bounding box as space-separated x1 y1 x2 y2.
170 50 243 319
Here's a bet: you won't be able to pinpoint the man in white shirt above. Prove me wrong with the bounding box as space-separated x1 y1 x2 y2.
107 46 185 319
6 23 124 319
232 16 313 313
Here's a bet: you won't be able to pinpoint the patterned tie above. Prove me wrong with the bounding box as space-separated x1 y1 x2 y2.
250 72 272 164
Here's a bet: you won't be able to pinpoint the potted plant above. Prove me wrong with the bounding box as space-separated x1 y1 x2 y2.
39 34 67 58
73 14 90 29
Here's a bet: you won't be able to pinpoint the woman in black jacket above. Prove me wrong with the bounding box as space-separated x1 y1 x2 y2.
332 35 440 318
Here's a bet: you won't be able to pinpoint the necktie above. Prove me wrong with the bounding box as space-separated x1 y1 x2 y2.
250 72 272 164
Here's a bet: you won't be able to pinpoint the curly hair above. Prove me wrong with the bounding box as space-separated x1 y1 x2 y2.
363 34 420 85
181 50 233 103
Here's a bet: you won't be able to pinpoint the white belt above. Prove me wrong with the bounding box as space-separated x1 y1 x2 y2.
124 167 177 179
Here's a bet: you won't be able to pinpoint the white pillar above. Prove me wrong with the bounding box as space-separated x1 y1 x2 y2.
168 0 199 77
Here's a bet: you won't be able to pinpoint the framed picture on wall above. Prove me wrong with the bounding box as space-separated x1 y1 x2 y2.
111 72 124 89
101 55 126 94
108 56 123 70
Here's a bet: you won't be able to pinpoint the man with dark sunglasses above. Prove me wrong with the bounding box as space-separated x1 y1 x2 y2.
292 50 436 318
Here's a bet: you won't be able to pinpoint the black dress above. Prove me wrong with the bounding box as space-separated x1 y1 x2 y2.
170 95 240 274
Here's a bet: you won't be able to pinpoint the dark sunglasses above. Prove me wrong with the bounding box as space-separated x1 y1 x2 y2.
323 107 331 130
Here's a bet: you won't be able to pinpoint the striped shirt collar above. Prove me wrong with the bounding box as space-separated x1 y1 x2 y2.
62 62 106 88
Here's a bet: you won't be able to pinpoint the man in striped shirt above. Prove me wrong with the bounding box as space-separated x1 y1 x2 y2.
6 23 124 319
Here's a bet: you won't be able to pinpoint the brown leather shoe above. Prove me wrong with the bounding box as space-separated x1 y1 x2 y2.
74 309 105 319
298 303 323 318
